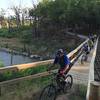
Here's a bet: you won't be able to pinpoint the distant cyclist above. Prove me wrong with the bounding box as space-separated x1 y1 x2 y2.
81 43 90 64
48 49 71 77
82 43 90 55
88 39 94 50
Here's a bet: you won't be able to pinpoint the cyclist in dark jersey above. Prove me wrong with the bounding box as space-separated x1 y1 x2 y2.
83 43 90 55
48 49 70 76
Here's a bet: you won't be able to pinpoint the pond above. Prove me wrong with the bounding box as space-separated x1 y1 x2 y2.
0 50 37 66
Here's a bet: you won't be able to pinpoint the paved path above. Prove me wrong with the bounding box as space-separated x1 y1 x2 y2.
70 49 93 85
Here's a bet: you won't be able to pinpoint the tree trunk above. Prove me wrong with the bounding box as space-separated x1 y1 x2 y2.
22 14 24 26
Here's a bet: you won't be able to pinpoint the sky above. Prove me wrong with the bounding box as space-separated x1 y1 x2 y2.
0 0 39 16
0 0 39 10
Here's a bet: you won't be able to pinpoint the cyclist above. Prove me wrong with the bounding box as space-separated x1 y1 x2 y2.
82 43 90 55
88 39 94 50
48 49 71 77
81 43 90 64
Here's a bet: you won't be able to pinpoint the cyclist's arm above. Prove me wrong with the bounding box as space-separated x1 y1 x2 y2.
47 57 58 71
63 55 70 73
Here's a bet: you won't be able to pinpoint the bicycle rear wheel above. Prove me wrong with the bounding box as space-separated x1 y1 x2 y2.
63 74 73 93
39 84 56 100
81 54 86 64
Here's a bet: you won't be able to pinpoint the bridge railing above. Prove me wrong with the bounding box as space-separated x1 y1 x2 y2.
0 39 89 73
86 38 100 100
0 38 89 96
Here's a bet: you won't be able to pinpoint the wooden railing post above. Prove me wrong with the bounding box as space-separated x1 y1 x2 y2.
88 81 100 100
0 86 1 96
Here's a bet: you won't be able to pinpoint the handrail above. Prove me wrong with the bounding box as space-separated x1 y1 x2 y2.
0 38 90 96
0 45 84 96
0 51 80 86
0 39 89 73
67 38 89 58
86 38 99 100
0 59 53 73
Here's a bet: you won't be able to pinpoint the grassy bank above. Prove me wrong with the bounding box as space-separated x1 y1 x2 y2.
0 75 87 100
68 84 87 100
0 27 84 59
0 26 32 38
0 35 83 60
0 75 51 100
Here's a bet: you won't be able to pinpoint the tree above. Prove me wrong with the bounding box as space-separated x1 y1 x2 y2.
13 6 21 28
0 9 5 28
29 0 100 36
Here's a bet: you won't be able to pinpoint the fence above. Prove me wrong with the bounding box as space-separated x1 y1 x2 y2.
0 39 89 73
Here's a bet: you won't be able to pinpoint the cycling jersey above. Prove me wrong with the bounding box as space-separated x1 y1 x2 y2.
54 54 70 68
83 44 90 54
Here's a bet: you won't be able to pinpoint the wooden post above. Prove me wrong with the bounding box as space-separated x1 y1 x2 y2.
0 86 1 96
88 81 100 100
11 50 13 65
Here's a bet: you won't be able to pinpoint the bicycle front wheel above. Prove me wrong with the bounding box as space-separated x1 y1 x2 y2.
64 74 73 93
39 84 56 100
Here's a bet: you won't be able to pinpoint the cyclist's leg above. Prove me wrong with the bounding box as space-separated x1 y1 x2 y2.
64 65 71 76
57 66 71 80
56 69 61 83
85 52 89 61
56 69 64 88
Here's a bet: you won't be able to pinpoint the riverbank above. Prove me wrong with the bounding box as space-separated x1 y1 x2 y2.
0 48 41 60
0 34 84 60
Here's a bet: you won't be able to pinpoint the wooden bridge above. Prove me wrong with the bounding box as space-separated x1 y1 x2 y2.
0 36 100 100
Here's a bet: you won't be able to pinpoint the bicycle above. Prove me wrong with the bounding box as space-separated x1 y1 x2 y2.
39 71 73 100
81 52 88 64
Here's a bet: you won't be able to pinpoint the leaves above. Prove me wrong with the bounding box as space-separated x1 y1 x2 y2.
29 0 100 34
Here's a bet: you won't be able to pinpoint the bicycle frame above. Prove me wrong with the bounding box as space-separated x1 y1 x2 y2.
49 72 66 90
39 72 73 100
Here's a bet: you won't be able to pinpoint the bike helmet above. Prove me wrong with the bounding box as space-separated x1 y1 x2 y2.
56 49 64 56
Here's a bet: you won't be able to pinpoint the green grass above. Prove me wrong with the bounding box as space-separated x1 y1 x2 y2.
0 76 87 100
68 84 87 100
0 61 4 67
0 26 32 38
0 28 16 38
0 64 50 82
0 75 51 100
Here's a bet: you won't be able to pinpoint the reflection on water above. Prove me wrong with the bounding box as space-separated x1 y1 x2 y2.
0 51 36 66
